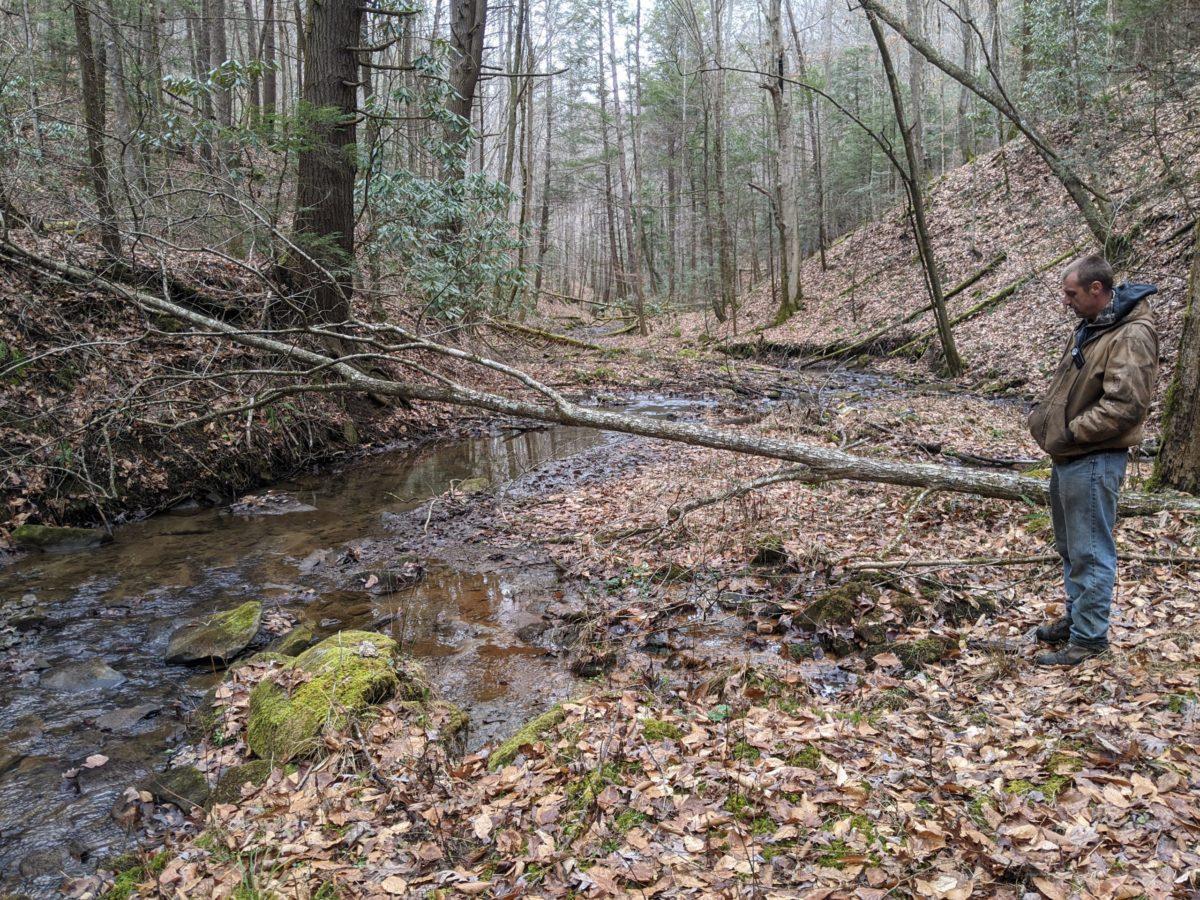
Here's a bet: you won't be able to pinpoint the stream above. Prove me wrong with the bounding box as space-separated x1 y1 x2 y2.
0 398 697 894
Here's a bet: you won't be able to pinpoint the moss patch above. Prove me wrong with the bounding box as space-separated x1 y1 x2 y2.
246 631 426 761
208 759 275 808
799 581 880 629
489 704 567 770
102 851 169 900
642 718 683 742
269 625 314 657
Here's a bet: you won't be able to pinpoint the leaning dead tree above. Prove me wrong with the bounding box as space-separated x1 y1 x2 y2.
3 237 1198 518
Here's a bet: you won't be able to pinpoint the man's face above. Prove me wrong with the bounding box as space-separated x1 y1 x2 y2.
1062 272 1111 319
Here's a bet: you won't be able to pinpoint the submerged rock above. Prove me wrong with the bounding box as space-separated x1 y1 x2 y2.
246 630 429 761
40 659 126 692
11 524 111 553
165 600 263 665
94 703 162 733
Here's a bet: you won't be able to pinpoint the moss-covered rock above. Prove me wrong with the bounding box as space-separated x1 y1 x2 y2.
246 630 428 761
488 704 567 770
165 600 263 665
799 581 880 629
12 524 111 552
268 625 314 657
457 476 490 494
207 759 275 808
866 636 957 670
140 765 209 811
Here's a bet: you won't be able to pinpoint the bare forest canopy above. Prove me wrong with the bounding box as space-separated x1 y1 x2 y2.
2 0 1200 526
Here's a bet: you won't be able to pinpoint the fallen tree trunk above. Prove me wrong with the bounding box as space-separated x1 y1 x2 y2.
802 253 1007 363
890 245 1081 358
487 320 605 351
5 238 1199 518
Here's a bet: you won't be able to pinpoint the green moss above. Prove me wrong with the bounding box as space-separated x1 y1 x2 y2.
788 745 822 769
732 741 761 762
103 851 169 900
1004 774 1071 802
269 625 315 657
166 600 264 665
815 838 854 869
488 704 567 770
208 759 275 807
614 808 647 832
642 718 683 742
723 793 755 821
800 580 880 628
246 631 425 761
750 816 776 836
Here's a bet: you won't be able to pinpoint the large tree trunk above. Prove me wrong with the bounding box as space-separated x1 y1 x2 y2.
1156 221 1200 493
858 0 1122 259
71 0 121 259
866 9 964 375
444 0 488 169
906 0 925 170
279 0 361 328
210 0 232 128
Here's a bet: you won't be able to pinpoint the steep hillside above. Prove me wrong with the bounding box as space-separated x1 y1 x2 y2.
619 73 1199 410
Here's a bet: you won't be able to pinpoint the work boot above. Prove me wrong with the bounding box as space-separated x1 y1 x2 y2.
1035 642 1108 667
1035 616 1072 644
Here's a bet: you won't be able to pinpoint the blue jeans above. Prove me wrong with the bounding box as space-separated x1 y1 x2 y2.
1048 451 1127 648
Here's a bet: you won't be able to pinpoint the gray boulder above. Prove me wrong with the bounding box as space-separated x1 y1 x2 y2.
40 659 126 692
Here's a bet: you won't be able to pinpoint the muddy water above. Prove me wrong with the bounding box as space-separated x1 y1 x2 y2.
0 401 692 893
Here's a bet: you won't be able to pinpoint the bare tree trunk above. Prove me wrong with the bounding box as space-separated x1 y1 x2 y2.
596 12 625 304
243 0 262 124
866 8 964 375
280 0 362 329
956 0 976 163
71 0 121 259
605 0 647 334
906 0 925 170
1156 221 1200 493
533 60 555 299
210 0 232 128
262 0 277 123
762 0 794 323
784 0 826 270
708 0 736 322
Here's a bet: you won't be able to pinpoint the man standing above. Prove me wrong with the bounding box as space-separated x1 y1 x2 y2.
1027 255 1159 666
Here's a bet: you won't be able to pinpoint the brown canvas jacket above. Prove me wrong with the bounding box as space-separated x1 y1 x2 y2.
1028 298 1158 463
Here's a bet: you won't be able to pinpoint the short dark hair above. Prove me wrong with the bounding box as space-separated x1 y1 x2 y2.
1064 254 1114 292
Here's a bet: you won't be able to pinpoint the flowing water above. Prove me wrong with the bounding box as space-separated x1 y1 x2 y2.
0 399 699 894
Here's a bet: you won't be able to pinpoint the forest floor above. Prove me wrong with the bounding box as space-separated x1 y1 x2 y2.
19 63 1200 900
66 338 1200 899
